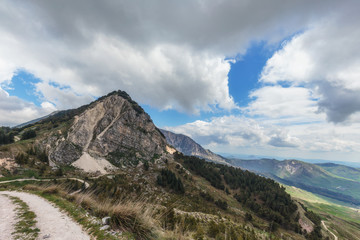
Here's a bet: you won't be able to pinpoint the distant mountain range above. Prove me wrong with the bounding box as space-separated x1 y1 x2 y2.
162 130 360 206
160 129 229 165
229 158 360 206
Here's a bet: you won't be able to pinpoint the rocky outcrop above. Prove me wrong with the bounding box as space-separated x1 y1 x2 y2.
46 91 168 167
160 129 229 165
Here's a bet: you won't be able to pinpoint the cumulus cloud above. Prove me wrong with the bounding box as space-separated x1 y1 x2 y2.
260 6 360 123
166 115 360 161
0 0 344 124
0 88 54 126
246 85 322 124
165 115 299 149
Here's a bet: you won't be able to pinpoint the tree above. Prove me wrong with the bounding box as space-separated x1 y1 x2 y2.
21 129 37 140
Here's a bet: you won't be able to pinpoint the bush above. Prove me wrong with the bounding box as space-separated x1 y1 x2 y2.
0 127 14 145
157 169 185 194
15 153 29 165
21 129 37 140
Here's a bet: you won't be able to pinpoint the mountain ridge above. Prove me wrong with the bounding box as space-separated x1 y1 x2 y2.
160 129 229 165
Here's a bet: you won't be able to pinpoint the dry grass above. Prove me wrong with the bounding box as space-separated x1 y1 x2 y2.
23 183 158 239
72 192 158 239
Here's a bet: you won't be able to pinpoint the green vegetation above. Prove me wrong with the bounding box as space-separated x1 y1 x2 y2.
316 163 360 182
285 184 360 240
21 129 37 140
157 168 185 194
0 126 15 145
9 195 39 240
233 159 360 206
176 153 300 232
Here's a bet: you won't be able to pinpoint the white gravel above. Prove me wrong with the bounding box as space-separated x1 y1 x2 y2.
1 191 90 240
0 193 17 240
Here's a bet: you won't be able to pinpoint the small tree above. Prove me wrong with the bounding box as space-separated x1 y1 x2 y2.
21 129 37 140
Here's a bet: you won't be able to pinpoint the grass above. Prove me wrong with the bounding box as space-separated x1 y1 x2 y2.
0 169 39 181
285 185 360 223
23 184 157 240
9 195 39 240
285 184 360 240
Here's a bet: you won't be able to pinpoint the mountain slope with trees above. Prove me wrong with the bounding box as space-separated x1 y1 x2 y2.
231 158 360 206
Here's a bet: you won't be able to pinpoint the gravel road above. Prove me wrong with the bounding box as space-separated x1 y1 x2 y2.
0 191 90 240
0 194 17 240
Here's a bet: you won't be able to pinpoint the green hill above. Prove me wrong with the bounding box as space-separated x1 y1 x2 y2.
315 163 360 182
231 159 360 206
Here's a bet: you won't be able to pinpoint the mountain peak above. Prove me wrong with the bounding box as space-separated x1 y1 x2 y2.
43 90 168 173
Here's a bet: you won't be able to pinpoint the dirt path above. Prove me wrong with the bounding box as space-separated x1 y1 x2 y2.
0 194 17 240
322 220 338 240
0 177 89 186
1 191 90 240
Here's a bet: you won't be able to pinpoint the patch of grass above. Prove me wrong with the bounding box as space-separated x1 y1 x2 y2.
73 192 158 240
0 169 39 182
9 196 39 240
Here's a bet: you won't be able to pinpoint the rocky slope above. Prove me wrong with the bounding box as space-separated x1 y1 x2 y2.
160 129 228 165
44 91 168 170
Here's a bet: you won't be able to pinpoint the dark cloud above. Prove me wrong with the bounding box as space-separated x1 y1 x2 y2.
268 136 297 148
0 0 344 122
317 82 360 123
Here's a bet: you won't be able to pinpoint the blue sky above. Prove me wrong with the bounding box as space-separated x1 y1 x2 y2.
1 0 360 163
143 42 274 127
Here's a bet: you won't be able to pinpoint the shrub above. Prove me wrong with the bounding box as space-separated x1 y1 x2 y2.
21 129 37 140
157 169 185 194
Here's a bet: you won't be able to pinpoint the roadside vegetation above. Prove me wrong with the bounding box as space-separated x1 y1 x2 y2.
9 195 39 240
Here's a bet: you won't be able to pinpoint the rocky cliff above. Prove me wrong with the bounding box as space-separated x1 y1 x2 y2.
160 129 228 165
45 91 168 170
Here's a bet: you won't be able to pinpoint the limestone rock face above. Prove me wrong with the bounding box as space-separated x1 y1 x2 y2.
47 91 167 166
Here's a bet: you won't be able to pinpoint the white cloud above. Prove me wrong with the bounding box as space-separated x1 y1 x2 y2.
166 115 299 149
0 0 346 125
246 85 322 124
166 115 360 161
260 8 360 123
0 88 53 126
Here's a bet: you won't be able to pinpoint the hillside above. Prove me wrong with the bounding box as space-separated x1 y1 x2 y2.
315 163 360 182
285 185 360 240
160 129 228 165
0 90 318 239
231 158 360 206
